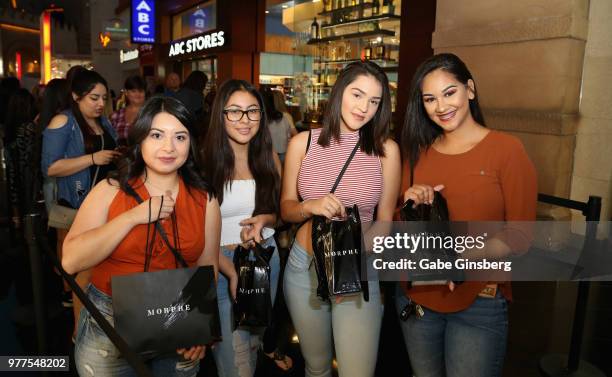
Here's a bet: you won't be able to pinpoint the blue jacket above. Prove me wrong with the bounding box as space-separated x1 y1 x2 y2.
41 110 117 209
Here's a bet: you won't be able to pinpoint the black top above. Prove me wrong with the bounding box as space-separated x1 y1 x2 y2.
90 130 117 185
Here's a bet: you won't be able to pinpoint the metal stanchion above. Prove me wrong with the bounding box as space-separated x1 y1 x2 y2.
23 212 48 373
539 195 605 377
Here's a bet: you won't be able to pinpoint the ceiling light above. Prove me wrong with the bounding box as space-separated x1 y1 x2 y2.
265 10 269 13
282 4 288 8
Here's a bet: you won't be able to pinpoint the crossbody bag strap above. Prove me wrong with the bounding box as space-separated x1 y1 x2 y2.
123 183 189 268
90 134 102 189
35 223 153 377
329 139 361 194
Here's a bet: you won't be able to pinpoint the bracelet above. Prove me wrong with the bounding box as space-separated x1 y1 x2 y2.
300 200 308 219
91 153 95 166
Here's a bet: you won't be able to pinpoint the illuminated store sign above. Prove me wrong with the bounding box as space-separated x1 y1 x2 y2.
120 49 139 63
131 0 155 43
168 30 225 57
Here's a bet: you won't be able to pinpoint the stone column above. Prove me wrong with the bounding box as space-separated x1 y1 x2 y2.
571 0 612 235
432 0 590 219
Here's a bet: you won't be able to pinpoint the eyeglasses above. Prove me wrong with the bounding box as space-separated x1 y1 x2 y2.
223 108 263 122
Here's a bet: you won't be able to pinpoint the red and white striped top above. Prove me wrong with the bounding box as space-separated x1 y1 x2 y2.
297 128 382 222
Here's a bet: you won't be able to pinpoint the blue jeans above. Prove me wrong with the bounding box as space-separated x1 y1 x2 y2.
284 241 383 377
395 284 508 377
74 284 199 377
212 237 280 377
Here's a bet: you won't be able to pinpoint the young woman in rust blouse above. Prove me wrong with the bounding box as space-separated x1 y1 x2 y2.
398 53 537 377
62 96 220 377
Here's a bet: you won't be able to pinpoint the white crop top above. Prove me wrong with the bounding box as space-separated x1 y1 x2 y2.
219 179 275 246
220 180 255 246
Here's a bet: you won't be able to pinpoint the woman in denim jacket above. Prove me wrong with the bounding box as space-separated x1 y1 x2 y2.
42 70 121 209
42 69 121 332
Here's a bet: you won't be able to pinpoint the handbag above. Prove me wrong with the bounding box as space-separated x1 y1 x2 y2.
111 184 221 354
47 137 102 229
311 140 369 301
47 202 77 229
233 243 274 328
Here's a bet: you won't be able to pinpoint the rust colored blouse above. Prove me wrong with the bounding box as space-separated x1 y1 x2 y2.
399 130 537 312
91 177 208 295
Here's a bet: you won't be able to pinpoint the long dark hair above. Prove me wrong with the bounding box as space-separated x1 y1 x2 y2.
70 69 108 154
319 60 392 156
200 79 280 216
110 96 213 198
261 88 283 122
401 53 486 169
183 70 208 92
39 78 70 129
5 88 37 144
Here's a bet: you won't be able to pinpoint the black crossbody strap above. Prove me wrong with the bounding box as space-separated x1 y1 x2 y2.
330 140 361 194
123 183 188 268
36 226 153 377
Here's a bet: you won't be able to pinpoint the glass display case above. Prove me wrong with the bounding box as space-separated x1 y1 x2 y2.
287 0 400 128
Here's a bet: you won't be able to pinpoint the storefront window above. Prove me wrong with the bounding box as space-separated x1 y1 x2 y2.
172 1 217 40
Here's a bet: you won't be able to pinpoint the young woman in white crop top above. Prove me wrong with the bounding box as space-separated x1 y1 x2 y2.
200 79 285 377
280 61 401 377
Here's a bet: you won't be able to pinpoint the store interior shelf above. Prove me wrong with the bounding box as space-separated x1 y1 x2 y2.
321 13 401 29
317 58 397 65
319 2 375 16
307 29 395 44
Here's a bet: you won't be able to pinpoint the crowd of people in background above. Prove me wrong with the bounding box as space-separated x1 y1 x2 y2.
0 53 536 377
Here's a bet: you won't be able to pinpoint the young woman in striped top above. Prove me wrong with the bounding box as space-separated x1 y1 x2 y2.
280 61 401 377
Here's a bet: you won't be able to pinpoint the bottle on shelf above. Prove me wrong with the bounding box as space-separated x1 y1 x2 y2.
387 0 396 14
324 0 332 12
364 41 372 60
375 43 385 59
321 20 329 38
310 17 320 40
372 0 380 15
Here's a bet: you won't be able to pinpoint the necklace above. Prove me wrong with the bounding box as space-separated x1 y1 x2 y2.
143 177 179 197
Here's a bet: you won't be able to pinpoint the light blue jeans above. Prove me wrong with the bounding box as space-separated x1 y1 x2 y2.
395 284 508 377
74 284 199 377
283 241 383 377
212 237 280 377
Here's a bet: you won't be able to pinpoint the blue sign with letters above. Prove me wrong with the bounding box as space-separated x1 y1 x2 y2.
131 0 155 43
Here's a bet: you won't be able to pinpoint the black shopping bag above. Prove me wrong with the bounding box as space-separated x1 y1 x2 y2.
111 265 221 355
312 204 368 301
233 243 274 328
400 191 463 282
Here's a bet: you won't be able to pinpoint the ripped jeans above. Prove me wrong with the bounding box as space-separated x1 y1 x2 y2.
74 284 199 377
212 237 280 377
283 241 383 377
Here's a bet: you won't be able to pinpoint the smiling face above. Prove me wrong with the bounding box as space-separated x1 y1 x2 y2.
141 112 190 176
339 74 382 132
223 90 261 146
74 83 107 119
421 68 475 133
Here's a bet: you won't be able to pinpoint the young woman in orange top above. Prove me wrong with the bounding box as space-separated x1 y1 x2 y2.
62 96 220 377
398 53 537 377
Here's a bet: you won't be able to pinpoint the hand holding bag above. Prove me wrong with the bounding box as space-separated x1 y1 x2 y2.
310 140 369 301
233 243 274 328
111 184 221 354
400 187 463 283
